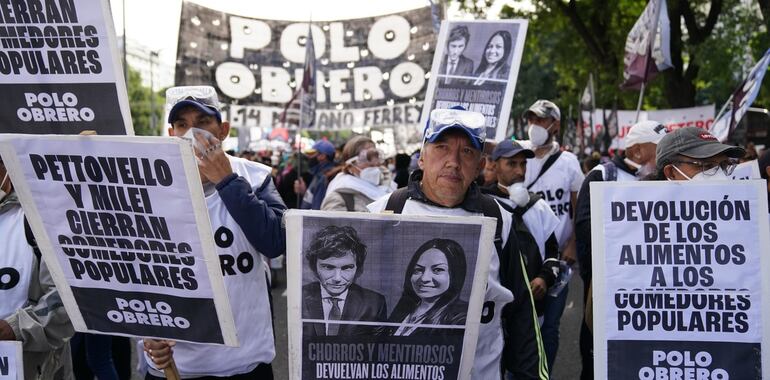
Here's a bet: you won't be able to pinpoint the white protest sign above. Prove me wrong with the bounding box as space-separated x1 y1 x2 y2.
0 135 236 346
0 0 132 135
421 20 528 142
0 342 23 380
285 210 495 380
591 180 770 379
730 160 761 180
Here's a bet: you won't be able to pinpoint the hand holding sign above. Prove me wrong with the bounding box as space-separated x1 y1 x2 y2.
0 320 14 340
143 339 177 369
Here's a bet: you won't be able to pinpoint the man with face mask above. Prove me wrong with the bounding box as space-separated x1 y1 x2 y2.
656 127 744 181
520 99 584 373
295 140 336 210
573 120 668 380
321 136 393 211
143 86 286 379
0 158 75 379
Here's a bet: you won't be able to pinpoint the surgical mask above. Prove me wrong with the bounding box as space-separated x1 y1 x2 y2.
388 164 395 172
507 182 529 206
624 157 654 179
672 165 730 181
527 123 551 146
359 167 382 186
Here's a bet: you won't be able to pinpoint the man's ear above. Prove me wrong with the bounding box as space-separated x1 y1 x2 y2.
418 149 425 170
167 127 175 137
478 155 487 174
663 164 676 180
219 121 231 141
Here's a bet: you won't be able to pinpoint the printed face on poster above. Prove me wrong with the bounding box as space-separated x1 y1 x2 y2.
589 181 770 379
0 0 133 135
0 342 23 380
421 20 528 142
0 135 236 346
285 211 494 380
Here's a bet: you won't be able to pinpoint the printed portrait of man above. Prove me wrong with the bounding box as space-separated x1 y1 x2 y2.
439 25 474 85
302 225 387 336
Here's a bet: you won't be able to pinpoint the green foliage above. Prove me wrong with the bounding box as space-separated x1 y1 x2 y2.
126 66 164 136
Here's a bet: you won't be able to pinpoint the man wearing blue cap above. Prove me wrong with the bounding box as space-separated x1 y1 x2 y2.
294 140 336 209
144 86 286 379
368 108 547 380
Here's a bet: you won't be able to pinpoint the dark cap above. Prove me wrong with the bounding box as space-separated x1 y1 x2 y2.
166 86 222 124
523 99 561 120
655 127 745 170
491 139 534 161
305 140 336 158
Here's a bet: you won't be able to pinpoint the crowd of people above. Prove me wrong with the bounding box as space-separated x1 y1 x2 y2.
3 85 769 380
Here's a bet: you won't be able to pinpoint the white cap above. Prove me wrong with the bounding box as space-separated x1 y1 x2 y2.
625 120 668 148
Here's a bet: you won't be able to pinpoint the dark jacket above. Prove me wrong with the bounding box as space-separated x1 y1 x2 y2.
385 298 468 336
301 282 387 336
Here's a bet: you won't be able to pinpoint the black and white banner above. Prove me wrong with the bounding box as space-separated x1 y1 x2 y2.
0 342 23 380
285 211 494 380
0 135 236 345
0 0 132 135
590 181 770 379
175 2 435 142
421 20 528 142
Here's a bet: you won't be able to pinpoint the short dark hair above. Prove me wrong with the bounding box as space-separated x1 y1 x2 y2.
448 25 470 45
304 225 367 277
759 149 770 180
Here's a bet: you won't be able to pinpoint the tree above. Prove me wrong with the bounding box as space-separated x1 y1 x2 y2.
126 66 164 136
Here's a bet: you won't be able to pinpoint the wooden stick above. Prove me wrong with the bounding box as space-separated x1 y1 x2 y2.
163 358 181 380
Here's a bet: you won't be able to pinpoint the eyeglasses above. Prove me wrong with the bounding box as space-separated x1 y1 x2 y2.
424 108 486 143
673 159 738 176
345 148 383 166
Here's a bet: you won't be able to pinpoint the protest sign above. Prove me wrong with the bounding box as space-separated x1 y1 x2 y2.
175 2 435 146
285 211 495 380
0 342 23 380
421 20 528 142
590 181 770 379
0 135 236 345
730 160 761 181
0 0 132 135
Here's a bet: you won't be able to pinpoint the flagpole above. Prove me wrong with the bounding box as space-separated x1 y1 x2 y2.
635 82 645 123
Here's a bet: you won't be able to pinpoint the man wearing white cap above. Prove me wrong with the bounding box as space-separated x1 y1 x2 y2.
573 120 668 380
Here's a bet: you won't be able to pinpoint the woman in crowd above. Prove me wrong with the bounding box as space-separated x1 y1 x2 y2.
388 239 468 336
321 136 393 211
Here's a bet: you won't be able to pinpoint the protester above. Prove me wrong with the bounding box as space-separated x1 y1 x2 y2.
368 107 547 380
388 238 468 335
478 141 498 187
70 333 120 380
481 139 560 318
143 86 286 379
759 149 770 214
321 136 393 211
574 120 668 380
295 140 336 209
655 126 744 181
520 99 584 373
0 157 75 380
393 153 411 188
302 225 387 336
472 30 512 85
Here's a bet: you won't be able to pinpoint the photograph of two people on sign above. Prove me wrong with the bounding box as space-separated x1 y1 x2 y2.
300 217 481 338
437 22 519 87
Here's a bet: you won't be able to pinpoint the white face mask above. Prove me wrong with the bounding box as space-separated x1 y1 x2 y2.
507 182 530 206
527 123 552 147
359 167 382 186
672 165 730 181
624 157 654 179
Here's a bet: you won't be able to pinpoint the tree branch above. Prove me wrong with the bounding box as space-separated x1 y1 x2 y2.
549 0 609 65
680 0 723 45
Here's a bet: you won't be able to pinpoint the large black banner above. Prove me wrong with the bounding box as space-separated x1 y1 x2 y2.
175 2 436 144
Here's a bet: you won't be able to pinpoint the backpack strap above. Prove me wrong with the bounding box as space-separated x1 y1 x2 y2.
527 151 562 190
601 161 618 181
340 192 356 211
23 216 41 263
384 187 410 214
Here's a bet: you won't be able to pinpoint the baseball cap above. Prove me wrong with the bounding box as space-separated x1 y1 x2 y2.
625 120 668 148
491 139 535 161
166 86 222 124
305 140 336 158
423 108 486 150
523 100 561 120
655 127 745 170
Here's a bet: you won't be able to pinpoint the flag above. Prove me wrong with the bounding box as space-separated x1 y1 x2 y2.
580 73 595 110
279 23 317 129
711 48 770 141
620 0 673 90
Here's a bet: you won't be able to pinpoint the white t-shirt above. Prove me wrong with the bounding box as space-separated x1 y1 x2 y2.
146 157 276 378
0 204 34 319
368 196 514 380
520 142 584 249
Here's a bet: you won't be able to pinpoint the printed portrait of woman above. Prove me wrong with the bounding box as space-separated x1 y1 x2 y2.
388 238 468 336
472 30 512 86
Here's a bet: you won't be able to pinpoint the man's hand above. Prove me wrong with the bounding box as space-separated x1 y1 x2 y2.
0 320 15 340
294 177 307 195
530 277 547 300
193 132 232 185
143 339 176 369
